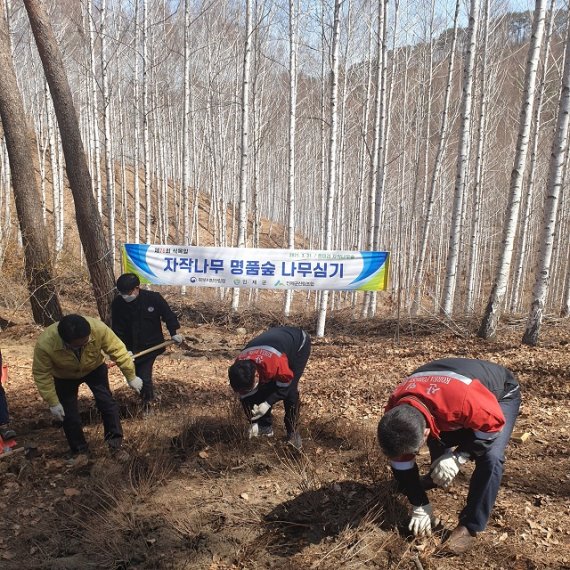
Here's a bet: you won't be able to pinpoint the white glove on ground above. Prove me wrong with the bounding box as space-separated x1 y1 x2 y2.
128 376 143 394
50 403 65 422
430 451 469 488
251 401 271 421
409 504 434 536
171 334 184 344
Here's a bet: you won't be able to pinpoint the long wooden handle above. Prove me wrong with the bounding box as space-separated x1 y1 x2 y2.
108 340 176 368
131 339 176 359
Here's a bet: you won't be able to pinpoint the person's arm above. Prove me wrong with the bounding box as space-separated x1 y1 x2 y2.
156 294 180 336
390 456 430 506
264 359 294 406
99 324 136 382
32 346 59 406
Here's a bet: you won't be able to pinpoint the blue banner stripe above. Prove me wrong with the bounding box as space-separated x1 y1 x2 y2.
350 251 388 285
125 244 156 277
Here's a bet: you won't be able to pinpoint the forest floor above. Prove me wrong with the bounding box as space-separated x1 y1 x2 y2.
0 303 568 570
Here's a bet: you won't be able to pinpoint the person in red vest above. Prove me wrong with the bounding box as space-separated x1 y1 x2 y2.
377 358 520 554
228 326 311 450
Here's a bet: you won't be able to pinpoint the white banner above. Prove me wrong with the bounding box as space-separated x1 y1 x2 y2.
122 244 390 291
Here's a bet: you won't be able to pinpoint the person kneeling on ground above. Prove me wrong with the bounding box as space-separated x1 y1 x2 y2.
32 314 143 463
228 326 311 450
377 358 520 554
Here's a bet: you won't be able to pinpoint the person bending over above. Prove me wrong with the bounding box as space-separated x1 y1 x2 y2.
229 326 311 450
377 358 520 554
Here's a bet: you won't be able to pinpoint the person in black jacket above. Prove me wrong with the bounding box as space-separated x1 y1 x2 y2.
0 350 16 441
228 326 311 450
111 273 182 413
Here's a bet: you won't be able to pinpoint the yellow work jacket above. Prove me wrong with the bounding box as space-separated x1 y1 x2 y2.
32 316 136 406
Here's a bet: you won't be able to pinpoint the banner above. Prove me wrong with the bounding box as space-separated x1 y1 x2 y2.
122 244 390 291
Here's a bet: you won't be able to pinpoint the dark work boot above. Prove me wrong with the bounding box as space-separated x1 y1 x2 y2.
0 425 16 441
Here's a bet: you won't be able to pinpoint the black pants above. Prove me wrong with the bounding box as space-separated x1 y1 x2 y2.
242 335 311 435
135 355 158 403
54 364 123 453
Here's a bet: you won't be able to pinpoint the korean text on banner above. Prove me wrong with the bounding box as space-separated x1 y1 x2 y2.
122 244 389 292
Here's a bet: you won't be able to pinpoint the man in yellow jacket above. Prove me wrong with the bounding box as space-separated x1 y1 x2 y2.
32 314 143 461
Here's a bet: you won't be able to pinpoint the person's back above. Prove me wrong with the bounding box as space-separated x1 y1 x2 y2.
244 326 306 362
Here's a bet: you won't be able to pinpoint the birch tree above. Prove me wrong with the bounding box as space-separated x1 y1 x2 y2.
441 0 480 316
464 0 491 314
86 0 102 214
316 0 341 337
509 0 557 314
100 0 115 265
412 0 461 316
182 0 191 247
361 0 385 318
231 0 253 312
478 0 547 338
522 18 570 346
284 0 298 317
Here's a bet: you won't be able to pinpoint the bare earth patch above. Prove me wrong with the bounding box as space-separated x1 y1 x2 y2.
0 315 568 569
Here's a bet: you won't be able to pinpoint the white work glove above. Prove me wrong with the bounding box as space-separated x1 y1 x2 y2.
128 376 143 394
127 350 135 362
251 401 271 421
171 334 184 344
430 451 469 488
50 403 65 422
409 504 435 537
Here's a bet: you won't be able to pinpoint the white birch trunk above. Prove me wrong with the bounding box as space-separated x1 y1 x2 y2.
478 0 547 338
411 0 460 316
87 0 102 214
465 0 491 314
522 19 570 345
100 0 115 265
284 0 298 317
133 0 141 244
231 0 252 312
509 0 556 314
45 82 63 253
361 0 385 318
441 0 480 316
142 0 152 244
316 0 341 337
182 0 191 247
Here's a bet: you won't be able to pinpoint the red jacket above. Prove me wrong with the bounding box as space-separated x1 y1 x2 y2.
386 370 506 441
234 327 309 405
384 358 519 507
235 345 294 385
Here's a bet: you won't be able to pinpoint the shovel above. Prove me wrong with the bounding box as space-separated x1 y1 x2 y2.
107 339 176 368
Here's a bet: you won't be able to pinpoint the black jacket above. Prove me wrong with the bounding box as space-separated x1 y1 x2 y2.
243 326 308 365
111 290 179 356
